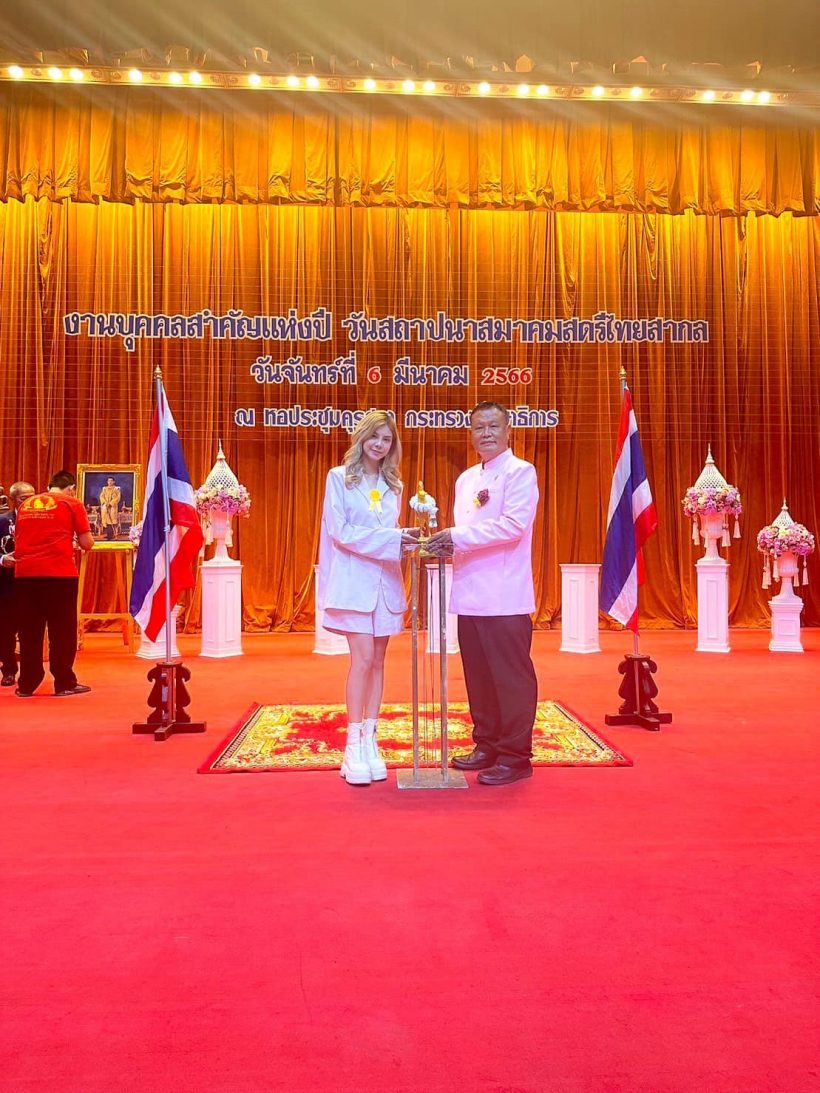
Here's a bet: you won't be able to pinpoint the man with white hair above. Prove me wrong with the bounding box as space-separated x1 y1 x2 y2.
0 481 36 687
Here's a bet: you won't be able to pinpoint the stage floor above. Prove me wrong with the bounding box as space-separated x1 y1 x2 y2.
1 629 818 1092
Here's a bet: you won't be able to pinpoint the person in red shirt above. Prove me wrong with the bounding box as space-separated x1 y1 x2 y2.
12 470 94 696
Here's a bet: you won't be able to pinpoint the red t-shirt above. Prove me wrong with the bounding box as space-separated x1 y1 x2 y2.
14 493 91 578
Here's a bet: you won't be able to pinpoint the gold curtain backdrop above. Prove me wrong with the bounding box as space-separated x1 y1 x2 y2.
0 85 817 214
0 86 817 629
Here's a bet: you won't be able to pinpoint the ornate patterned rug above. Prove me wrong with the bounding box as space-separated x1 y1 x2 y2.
199 701 632 773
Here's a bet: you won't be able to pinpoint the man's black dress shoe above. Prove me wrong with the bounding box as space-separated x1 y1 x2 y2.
451 747 496 771
1 674 16 687
477 763 533 786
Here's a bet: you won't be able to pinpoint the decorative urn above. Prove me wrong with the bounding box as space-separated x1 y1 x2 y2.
195 443 251 563
682 446 742 560
757 500 814 598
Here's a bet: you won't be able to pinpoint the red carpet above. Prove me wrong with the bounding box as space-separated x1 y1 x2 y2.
1 629 818 1092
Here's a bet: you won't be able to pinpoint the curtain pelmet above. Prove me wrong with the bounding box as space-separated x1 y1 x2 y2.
0 86 817 214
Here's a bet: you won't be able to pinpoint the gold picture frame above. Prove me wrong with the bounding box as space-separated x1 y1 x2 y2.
76 463 143 550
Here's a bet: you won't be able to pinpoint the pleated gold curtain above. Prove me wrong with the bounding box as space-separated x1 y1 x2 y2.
0 85 817 628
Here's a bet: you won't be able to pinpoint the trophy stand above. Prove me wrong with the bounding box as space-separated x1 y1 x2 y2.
397 483 468 790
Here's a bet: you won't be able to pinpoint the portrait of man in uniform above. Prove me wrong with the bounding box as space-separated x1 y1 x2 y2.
77 465 142 548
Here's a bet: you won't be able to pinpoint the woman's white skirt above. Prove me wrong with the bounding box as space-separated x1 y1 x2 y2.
323 583 404 637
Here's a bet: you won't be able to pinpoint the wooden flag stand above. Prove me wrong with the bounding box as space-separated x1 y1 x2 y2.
605 651 672 732
132 660 206 741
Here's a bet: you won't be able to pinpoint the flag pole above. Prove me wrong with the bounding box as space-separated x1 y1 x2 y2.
620 364 641 657
154 365 174 666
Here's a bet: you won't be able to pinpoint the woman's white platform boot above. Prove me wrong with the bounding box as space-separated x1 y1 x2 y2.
341 723 372 785
362 718 388 781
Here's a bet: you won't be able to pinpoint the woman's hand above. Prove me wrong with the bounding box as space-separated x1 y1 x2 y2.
401 528 422 547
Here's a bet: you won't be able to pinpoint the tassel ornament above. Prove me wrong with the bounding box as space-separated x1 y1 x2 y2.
692 519 700 545
773 556 779 581
803 558 809 586
762 556 771 589
721 517 731 548
733 517 741 539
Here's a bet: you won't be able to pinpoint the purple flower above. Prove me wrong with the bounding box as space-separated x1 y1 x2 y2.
474 488 490 508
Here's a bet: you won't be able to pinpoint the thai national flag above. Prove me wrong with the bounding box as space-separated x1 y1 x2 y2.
599 384 657 633
129 385 203 641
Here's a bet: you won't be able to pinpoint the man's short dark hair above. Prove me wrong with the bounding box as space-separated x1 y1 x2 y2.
48 470 76 490
470 401 510 423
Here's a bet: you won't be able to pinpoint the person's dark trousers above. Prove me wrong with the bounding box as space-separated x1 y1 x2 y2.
0 593 17 676
16 577 80 694
457 613 538 767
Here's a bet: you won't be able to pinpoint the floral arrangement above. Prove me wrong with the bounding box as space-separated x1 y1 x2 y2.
128 521 143 547
473 488 490 508
757 520 814 589
682 485 743 518
194 484 251 518
409 483 438 530
756 522 815 558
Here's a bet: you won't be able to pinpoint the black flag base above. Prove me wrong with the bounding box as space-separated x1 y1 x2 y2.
132 661 207 741
605 653 673 732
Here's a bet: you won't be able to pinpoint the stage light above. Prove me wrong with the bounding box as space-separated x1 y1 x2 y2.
69 67 84 81
536 84 550 96
702 89 716 101
169 71 183 83
758 90 771 103
8 65 24 79
188 71 203 84
363 78 376 90
740 89 754 102
478 81 491 95
591 85 605 97
517 83 530 95
248 72 261 86
402 79 416 92
48 67 63 80
286 74 300 87
423 80 435 92
128 69 143 82
630 86 644 98
306 75 319 88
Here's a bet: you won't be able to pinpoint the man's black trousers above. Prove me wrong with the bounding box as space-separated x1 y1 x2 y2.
16 577 80 694
457 613 537 767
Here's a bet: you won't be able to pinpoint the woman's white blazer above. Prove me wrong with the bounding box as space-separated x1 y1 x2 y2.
317 466 405 613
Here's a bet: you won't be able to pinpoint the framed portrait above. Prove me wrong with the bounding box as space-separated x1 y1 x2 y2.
76 464 142 550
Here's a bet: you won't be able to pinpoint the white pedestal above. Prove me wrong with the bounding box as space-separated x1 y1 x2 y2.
426 563 459 655
696 557 730 653
559 563 601 653
769 580 804 653
136 607 181 661
200 560 244 658
313 565 348 655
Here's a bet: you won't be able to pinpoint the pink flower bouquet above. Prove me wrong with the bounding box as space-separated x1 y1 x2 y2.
756 523 815 558
682 485 743 518
195 484 251 518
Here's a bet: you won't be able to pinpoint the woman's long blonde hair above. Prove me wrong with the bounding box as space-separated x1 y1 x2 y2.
343 410 402 493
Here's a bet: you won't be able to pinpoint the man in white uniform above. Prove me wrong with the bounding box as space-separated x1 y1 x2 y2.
427 402 539 785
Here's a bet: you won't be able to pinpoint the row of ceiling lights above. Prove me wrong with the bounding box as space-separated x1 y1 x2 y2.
2 64 797 105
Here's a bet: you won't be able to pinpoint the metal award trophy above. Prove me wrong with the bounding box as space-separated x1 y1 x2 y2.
397 483 468 790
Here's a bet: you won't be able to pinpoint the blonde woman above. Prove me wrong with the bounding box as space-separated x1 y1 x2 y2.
318 411 420 785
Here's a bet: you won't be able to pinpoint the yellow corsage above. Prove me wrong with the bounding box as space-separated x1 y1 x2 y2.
368 489 382 513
